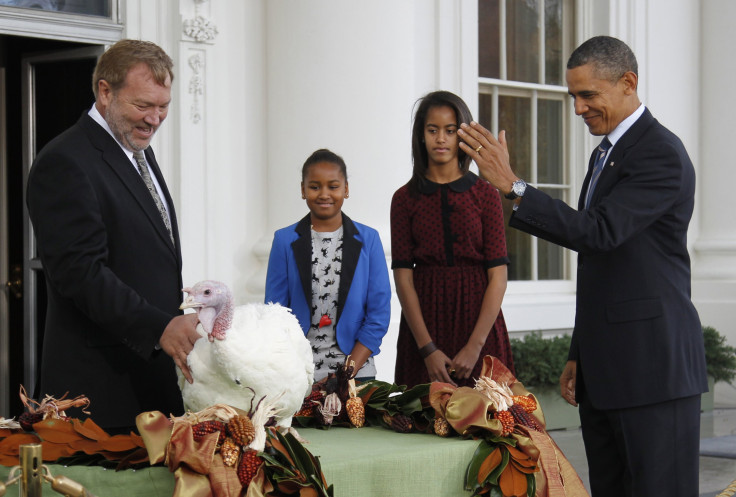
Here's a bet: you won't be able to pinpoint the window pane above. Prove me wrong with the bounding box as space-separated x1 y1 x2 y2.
506 0 539 83
501 198 531 280
0 0 110 17
478 0 500 79
478 92 494 131
545 0 563 85
498 94 531 282
537 98 563 184
499 95 531 181
537 187 565 279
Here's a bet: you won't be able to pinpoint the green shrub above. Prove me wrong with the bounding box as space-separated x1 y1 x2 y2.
511 326 736 387
703 326 736 384
510 332 571 388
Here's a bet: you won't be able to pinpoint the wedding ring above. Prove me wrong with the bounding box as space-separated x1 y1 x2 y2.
475 145 483 153
448 368 456 376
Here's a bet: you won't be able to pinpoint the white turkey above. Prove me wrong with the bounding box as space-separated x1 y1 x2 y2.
177 280 314 433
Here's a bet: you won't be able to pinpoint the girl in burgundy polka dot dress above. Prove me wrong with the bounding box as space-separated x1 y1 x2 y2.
391 91 515 388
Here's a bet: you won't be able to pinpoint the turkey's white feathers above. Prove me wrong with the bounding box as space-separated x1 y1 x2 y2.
178 301 314 430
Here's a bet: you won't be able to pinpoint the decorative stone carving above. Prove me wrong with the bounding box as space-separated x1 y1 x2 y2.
188 53 205 123
182 0 218 43
183 15 218 43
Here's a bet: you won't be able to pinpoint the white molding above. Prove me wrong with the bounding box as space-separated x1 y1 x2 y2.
246 234 272 300
178 43 209 287
0 7 122 43
182 14 218 43
181 0 218 44
503 292 577 332
694 239 736 254
187 52 205 124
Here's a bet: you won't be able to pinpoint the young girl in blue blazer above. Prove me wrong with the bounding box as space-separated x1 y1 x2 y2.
265 149 391 381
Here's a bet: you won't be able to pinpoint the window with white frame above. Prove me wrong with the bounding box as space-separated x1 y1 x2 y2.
478 0 575 281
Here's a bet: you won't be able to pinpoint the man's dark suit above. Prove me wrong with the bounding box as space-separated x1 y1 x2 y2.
511 107 707 406
509 108 707 495
26 112 185 430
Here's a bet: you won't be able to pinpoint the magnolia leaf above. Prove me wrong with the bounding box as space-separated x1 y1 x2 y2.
262 429 332 497
114 447 150 469
356 383 381 404
99 434 139 452
40 440 78 460
34 418 80 443
72 418 109 441
498 460 528 497
486 448 509 486
526 473 536 497
477 447 503 484
359 381 405 409
268 431 297 468
0 433 41 465
395 384 430 413
276 480 303 493
506 445 537 469
271 430 313 480
68 438 101 454
510 458 538 474
465 440 496 491
488 485 504 497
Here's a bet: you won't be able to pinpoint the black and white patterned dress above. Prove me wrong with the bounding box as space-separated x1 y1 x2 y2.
309 226 375 381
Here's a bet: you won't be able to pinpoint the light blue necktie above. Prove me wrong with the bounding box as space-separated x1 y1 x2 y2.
584 138 612 209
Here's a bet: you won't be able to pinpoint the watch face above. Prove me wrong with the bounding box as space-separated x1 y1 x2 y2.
513 180 526 196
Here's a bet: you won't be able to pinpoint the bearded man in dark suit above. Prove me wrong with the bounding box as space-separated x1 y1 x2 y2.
27 39 201 432
458 36 707 496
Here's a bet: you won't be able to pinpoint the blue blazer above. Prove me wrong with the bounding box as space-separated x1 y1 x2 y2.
265 213 391 356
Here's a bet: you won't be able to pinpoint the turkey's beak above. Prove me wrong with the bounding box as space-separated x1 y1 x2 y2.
180 299 203 310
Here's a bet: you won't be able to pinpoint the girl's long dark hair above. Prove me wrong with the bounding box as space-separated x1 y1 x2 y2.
408 90 473 195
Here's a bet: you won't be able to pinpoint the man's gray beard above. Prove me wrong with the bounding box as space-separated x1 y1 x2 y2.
105 99 150 152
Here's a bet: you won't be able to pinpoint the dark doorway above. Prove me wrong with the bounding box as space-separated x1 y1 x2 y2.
1 34 101 417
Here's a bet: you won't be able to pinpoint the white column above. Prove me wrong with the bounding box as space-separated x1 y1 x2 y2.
692 0 736 405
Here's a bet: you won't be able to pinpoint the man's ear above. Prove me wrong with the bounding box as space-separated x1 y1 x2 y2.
96 79 112 109
622 71 638 94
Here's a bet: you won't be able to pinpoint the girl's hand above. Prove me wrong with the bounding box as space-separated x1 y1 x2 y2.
424 349 456 386
452 343 483 380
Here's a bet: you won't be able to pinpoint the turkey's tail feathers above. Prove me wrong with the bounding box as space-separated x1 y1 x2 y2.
250 391 286 452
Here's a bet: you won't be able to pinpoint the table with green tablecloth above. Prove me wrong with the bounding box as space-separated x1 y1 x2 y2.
0 426 480 496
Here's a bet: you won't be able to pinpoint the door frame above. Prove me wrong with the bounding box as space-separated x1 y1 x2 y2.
20 45 105 400
1 66 8 417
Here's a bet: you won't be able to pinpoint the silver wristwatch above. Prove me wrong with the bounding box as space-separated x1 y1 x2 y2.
504 179 527 200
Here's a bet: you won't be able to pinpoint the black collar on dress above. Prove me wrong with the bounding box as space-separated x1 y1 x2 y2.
418 171 478 195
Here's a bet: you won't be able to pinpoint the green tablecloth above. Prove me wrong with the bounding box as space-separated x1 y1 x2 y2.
0 426 480 496
0 464 174 497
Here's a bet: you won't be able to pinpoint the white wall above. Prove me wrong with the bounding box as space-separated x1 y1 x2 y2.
119 0 736 392
693 0 736 405
261 1 425 381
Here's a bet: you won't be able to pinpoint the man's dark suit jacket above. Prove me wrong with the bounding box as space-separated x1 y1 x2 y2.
26 112 184 429
509 108 707 410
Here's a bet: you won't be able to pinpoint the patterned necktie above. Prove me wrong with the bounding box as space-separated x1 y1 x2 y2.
584 137 612 209
133 150 175 245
